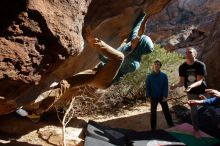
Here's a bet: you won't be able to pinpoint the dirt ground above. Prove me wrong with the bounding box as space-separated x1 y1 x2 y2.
0 95 189 146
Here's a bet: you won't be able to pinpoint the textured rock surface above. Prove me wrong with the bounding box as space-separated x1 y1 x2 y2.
0 0 220 115
0 0 220 140
200 13 220 89
0 0 155 114
145 0 220 89
0 0 90 98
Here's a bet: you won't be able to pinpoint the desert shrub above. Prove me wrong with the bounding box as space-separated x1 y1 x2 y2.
110 44 184 100
64 45 184 116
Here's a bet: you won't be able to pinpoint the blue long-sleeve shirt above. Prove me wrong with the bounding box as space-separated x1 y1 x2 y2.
203 97 220 106
146 71 168 99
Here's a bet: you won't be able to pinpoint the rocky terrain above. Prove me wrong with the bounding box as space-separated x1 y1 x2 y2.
0 0 220 145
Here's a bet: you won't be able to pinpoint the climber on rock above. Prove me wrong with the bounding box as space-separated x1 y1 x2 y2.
0 0 171 118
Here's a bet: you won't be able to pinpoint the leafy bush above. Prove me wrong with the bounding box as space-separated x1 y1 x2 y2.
112 44 184 100
68 45 184 116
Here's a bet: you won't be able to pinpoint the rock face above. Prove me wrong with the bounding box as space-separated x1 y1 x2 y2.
0 0 220 115
200 14 220 89
0 0 90 99
145 0 220 89
0 0 156 114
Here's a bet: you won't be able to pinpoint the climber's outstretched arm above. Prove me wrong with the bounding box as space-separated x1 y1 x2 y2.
138 0 172 36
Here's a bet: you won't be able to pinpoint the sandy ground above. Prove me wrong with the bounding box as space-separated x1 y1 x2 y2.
0 99 185 146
